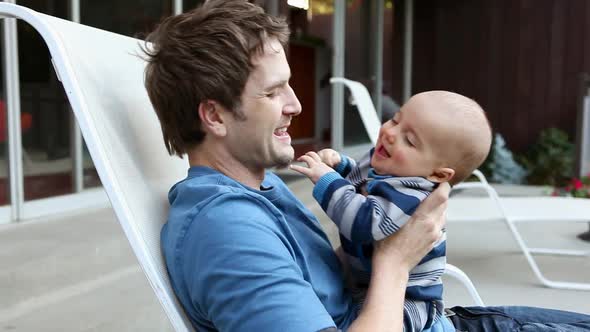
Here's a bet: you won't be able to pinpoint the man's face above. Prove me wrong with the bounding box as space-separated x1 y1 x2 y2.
223 38 302 171
371 97 445 178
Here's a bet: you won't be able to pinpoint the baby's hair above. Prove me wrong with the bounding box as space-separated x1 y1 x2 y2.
417 91 492 185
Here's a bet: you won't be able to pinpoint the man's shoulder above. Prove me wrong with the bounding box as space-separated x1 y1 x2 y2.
170 169 247 201
171 177 272 213
167 171 287 227
162 172 287 261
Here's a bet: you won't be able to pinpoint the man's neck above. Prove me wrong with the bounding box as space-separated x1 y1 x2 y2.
188 145 265 190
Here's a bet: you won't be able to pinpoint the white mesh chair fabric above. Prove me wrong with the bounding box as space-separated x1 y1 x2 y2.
0 4 193 331
331 77 590 291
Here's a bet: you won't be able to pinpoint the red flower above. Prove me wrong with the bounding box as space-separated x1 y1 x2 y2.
554 177 590 198
572 178 583 190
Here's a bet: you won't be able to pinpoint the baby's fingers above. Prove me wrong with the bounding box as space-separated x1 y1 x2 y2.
289 164 312 177
305 151 322 163
317 149 330 159
297 154 318 166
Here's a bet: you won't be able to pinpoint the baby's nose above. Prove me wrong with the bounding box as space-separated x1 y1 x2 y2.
384 130 396 144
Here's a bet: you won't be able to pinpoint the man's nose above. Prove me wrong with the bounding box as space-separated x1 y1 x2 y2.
283 84 302 116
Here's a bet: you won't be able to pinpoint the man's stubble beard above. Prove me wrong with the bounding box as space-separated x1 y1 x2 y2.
274 154 293 169
232 106 294 170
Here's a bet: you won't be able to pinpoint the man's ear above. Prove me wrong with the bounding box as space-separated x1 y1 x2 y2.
198 100 226 137
426 167 455 183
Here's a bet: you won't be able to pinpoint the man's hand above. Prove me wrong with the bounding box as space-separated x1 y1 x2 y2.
290 151 336 184
349 184 450 332
317 149 341 168
373 182 450 273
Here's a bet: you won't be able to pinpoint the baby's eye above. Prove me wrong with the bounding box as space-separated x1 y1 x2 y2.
405 136 415 147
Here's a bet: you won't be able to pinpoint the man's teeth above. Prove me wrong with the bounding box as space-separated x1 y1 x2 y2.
275 127 288 135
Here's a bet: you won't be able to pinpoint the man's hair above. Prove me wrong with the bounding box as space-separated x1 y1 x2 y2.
142 0 289 157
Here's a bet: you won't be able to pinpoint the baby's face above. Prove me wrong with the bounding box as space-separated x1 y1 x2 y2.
371 98 448 179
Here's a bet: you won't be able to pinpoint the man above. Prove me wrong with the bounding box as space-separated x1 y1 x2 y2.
144 1 590 331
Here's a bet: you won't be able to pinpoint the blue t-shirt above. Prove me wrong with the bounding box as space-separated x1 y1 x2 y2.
161 166 357 331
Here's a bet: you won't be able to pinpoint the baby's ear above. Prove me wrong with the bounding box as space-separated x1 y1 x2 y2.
426 167 455 183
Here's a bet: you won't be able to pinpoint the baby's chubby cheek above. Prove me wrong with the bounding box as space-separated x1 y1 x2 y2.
390 150 406 164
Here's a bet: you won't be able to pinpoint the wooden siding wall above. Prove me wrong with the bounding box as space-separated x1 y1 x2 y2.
394 0 590 152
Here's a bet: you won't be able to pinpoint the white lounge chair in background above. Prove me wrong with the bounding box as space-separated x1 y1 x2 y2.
331 76 590 291
0 3 193 331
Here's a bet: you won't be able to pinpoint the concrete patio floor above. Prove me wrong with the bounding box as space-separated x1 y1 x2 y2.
1 177 589 331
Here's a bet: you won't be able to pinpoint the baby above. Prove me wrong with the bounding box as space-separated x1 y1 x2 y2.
290 91 492 332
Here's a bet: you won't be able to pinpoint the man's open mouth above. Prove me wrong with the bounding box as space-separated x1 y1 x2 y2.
274 126 290 139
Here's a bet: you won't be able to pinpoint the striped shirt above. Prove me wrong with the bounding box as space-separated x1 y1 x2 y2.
312 149 446 332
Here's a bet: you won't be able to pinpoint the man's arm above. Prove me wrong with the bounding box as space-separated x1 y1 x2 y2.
348 183 450 332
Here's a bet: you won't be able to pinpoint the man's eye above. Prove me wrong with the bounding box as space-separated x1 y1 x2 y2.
266 90 278 98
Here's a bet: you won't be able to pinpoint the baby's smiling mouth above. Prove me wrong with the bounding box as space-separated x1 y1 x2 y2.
377 144 391 158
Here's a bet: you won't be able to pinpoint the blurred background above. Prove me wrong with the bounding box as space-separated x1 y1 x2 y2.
1 0 590 330
2 0 590 225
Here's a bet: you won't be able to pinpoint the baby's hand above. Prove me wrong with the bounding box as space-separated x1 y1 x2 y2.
317 148 341 168
290 151 335 184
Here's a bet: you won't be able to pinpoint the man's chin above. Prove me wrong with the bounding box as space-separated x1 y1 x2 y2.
273 149 294 169
274 155 294 169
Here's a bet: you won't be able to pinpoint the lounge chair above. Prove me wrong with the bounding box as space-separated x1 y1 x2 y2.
330 77 590 291
0 3 194 331
0 4 485 331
